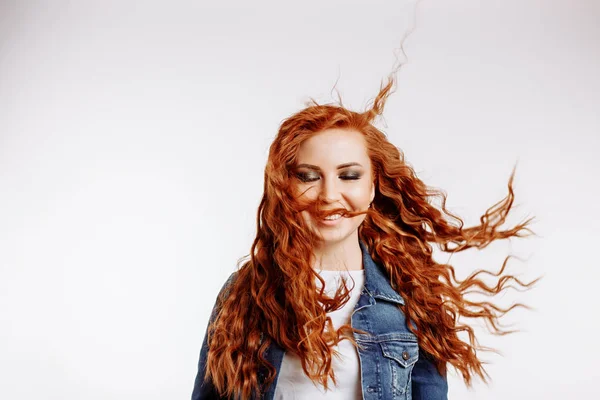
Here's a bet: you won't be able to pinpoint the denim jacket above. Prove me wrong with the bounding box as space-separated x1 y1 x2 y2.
192 240 448 399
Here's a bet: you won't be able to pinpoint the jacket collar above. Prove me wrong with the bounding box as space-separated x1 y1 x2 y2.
359 239 405 305
259 239 404 399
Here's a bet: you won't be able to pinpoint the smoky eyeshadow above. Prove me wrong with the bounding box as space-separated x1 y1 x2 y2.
294 170 362 182
342 172 361 180
294 171 318 182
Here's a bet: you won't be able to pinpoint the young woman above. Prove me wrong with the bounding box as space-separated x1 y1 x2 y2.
191 76 537 400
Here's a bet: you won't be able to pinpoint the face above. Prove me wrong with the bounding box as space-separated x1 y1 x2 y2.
292 128 375 247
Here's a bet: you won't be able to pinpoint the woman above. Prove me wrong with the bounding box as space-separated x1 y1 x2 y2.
191 75 537 400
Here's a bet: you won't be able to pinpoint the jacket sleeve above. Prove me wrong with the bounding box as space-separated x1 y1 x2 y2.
411 349 448 400
191 272 238 400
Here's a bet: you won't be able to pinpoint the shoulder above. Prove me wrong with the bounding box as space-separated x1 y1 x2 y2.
222 270 239 288
215 270 239 302
204 271 240 325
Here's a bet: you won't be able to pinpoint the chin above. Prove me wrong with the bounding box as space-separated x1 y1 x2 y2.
313 228 354 244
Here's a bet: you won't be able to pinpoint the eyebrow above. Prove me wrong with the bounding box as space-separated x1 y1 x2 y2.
295 162 363 170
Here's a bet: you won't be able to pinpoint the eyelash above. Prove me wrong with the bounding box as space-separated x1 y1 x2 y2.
295 173 361 183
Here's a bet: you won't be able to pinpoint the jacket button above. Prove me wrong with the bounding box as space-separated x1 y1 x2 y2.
402 351 410 360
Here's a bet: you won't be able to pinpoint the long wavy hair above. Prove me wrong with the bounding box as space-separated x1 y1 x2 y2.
203 75 538 399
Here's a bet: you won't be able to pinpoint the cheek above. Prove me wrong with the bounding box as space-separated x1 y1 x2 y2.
294 184 319 203
301 210 313 225
346 185 373 208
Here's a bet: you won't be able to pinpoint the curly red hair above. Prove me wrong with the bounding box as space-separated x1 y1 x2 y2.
203 76 538 399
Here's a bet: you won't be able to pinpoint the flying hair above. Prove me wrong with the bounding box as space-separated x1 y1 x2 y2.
203 14 539 400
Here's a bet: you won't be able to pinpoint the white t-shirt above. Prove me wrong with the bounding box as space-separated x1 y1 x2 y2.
273 269 365 400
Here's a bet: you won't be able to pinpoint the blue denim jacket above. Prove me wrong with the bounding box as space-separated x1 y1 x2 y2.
192 240 448 399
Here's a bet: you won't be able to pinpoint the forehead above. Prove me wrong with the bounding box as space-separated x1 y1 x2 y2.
296 128 370 165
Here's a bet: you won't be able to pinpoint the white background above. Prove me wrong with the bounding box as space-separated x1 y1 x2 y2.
1 0 598 398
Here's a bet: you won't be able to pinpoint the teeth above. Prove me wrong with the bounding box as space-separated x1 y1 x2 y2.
324 214 342 220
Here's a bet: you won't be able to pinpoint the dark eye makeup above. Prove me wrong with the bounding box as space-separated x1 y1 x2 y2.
295 171 362 183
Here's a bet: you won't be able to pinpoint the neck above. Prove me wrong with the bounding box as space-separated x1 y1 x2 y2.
310 235 363 271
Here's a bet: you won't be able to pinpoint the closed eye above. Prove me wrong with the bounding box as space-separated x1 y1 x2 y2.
295 172 362 182
341 173 361 180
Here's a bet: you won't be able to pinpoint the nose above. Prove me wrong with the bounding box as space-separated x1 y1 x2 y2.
318 176 342 204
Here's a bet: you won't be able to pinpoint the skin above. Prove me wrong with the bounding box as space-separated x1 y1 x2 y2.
293 128 375 271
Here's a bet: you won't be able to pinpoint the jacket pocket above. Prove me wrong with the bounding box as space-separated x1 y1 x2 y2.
379 339 419 399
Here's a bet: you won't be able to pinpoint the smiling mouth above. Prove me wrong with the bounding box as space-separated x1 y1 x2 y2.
315 211 346 226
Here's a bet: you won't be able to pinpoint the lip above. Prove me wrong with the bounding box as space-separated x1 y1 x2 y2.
316 214 344 227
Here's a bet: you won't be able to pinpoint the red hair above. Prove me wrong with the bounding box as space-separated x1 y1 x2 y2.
204 76 538 399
